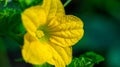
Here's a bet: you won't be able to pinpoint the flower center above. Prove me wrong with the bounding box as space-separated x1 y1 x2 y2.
36 25 51 42
36 30 44 39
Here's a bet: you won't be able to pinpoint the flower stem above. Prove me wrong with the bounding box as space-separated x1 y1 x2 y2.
64 0 71 7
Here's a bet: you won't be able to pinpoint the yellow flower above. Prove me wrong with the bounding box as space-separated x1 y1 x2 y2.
21 0 84 67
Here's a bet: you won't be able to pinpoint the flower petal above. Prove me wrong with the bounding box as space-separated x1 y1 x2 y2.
49 15 84 47
55 0 65 17
42 0 65 21
47 42 72 67
21 13 36 36
22 33 52 64
21 6 46 31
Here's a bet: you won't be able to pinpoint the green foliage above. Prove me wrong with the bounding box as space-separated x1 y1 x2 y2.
0 7 20 34
67 52 104 67
18 0 43 9
0 2 24 44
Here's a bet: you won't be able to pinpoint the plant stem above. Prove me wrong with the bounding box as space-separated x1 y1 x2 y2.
64 0 71 7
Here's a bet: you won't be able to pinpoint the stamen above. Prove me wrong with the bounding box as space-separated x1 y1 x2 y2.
36 30 44 38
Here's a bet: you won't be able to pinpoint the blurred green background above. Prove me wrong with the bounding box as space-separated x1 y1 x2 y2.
0 0 120 67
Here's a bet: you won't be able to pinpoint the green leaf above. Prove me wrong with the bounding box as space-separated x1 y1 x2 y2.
67 52 104 67
18 0 43 9
82 52 104 64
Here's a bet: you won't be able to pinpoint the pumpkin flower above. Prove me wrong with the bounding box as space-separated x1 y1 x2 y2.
21 0 84 67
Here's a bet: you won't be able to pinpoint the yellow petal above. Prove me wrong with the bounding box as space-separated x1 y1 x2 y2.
55 0 65 17
42 0 65 21
21 6 46 30
22 33 52 64
41 0 51 16
47 42 72 67
21 14 36 36
49 15 84 47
